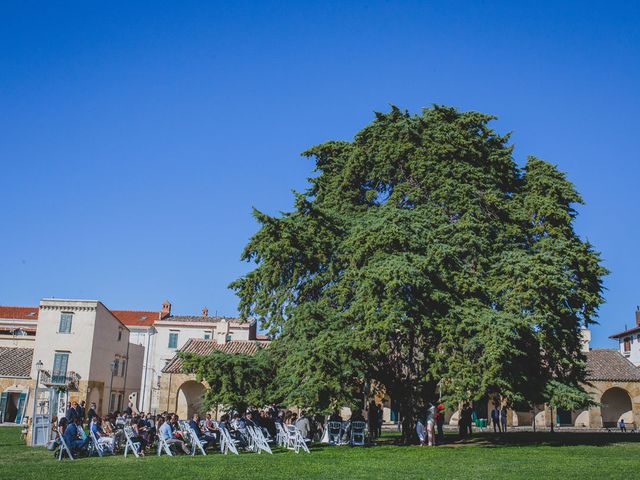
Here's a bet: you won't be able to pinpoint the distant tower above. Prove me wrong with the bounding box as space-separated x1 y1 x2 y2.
202 307 209 317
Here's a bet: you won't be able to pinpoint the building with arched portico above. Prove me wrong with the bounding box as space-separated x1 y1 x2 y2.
158 338 268 418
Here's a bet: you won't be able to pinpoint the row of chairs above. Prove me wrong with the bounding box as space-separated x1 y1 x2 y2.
56 422 312 460
326 421 366 446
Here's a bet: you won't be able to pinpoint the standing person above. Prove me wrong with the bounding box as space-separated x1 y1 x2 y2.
65 402 78 422
459 403 472 438
464 404 474 436
295 411 311 440
619 418 627 432
86 402 97 426
367 401 378 440
491 404 501 433
77 401 86 426
425 402 436 446
376 404 383 438
435 402 445 444
500 406 508 433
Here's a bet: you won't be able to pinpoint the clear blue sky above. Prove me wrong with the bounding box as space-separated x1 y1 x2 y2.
1 1 638 347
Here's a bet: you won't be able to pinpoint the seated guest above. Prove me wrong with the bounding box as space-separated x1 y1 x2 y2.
350 409 366 423
190 414 216 446
169 414 180 432
130 418 147 455
157 416 190 454
283 410 293 425
295 411 311 439
245 411 256 428
63 417 89 454
329 410 343 422
232 413 247 434
90 417 115 451
261 410 277 438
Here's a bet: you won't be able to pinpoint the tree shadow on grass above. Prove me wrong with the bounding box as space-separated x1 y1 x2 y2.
436 431 640 448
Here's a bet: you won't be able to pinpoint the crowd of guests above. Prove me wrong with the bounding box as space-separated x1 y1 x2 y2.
52 400 382 458
55 397 515 457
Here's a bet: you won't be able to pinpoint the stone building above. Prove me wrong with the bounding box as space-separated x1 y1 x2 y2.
0 347 34 424
158 337 268 418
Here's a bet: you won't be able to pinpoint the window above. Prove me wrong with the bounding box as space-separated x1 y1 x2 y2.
623 337 631 353
225 333 232 342
204 332 211 340
58 313 73 333
168 332 178 349
117 328 123 342
52 352 69 383
120 360 126 377
110 392 123 412
113 359 119 376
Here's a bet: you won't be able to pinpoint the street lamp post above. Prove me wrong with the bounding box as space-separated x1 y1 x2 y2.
107 360 117 413
30 360 43 446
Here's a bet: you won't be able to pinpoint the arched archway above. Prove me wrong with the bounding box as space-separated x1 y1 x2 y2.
176 381 205 419
601 387 632 428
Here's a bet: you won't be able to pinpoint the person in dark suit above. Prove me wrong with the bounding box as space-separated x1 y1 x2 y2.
65 402 79 422
86 402 97 425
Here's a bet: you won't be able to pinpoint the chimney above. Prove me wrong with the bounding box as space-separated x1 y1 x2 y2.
161 300 172 319
202 307 209 317
636 306 640 327
580 327 591 353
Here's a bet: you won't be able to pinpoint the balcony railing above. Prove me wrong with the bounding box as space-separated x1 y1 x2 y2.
40 370 80 390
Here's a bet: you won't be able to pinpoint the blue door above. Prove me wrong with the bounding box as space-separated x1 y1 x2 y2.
15 393 27 424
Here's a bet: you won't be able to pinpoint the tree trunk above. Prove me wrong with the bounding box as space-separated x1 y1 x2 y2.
399 398 417 444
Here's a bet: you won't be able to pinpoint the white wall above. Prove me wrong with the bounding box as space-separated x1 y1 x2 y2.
619 334 640 366
30 299 99 380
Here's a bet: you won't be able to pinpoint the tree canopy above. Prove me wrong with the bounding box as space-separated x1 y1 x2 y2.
180 348 273 414
230 105 607 437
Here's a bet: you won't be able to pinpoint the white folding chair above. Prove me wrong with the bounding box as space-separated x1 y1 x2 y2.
327 421 343 445
123 426 141 458
286 424 310 454
247 426 273 454
350 421 366 446
186 425 208 456
56 429 74 461
89 430 104 457
275 422 289 448
218 425 239 455
157 436 174 456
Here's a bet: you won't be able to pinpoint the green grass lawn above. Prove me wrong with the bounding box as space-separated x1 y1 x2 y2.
1 427 638 480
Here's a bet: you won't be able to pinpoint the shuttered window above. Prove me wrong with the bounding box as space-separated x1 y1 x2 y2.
52 352 69 383
58 313 73 333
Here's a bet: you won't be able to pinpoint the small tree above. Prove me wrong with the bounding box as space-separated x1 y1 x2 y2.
179 347 274 414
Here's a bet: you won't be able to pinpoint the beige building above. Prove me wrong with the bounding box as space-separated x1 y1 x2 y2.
0 299 144 445
0 300 263 421
28 299 144 416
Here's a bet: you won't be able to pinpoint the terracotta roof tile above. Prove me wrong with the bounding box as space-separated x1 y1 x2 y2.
111 310 162 327
0 306 39 320
158 315 246 325
585 349 640 382
609 326 640 339
162 339 269 374
0 347 33 377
